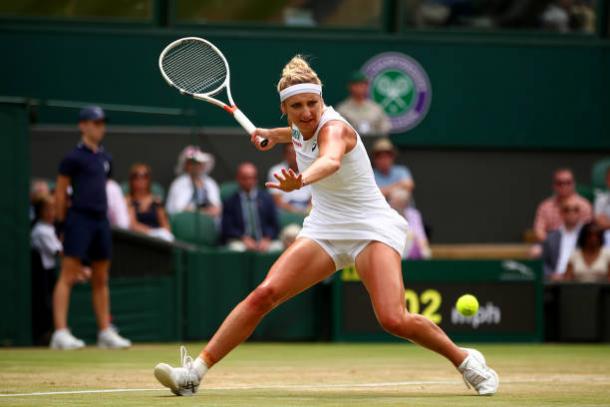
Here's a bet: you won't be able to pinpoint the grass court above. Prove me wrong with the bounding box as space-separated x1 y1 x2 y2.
1 343 609 406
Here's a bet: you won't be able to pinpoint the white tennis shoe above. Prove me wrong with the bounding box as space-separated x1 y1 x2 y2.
49 329 85 350
154 346 207 396
458 348 499 395
97 327 131 349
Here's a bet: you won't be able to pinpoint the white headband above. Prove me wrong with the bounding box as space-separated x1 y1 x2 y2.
279 83 322 102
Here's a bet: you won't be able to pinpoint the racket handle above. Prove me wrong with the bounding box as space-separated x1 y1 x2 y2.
233 108 268 147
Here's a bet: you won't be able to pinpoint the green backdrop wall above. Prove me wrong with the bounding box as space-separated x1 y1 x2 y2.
1 25 608 150
0 103 30 346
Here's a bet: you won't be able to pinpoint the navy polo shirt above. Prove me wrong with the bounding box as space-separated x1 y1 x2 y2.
58 143 112 215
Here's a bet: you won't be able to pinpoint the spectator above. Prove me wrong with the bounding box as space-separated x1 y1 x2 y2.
541 0 571 31
106 178 130 229
30 178 50 199
541 195 584 280
280 223 302 249
52 106 130 350
490 0 549 29
31 194 62 271
336 71 392 137
533 168 592 242
267 143 312 214
594 167 610 246
571 0 596 33
30 193 62 345
388 188 431 259
371 138 415 200
30 178 51 222
222 162 281 252
541 0 596 33
564 223 610 283
127 163 174 242
166 146 221 219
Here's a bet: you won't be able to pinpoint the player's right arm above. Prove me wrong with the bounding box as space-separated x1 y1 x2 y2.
251 127 291 151
55 175 70 223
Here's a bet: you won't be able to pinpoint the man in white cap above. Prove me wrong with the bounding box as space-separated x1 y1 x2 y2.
165 146 221 218
371 138 414 200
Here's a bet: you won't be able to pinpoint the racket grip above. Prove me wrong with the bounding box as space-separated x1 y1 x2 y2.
233 108 268 147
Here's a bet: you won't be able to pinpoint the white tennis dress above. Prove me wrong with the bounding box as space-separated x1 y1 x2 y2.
293 106 409 269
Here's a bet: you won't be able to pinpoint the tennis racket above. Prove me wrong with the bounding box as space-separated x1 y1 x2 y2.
159 37 268 147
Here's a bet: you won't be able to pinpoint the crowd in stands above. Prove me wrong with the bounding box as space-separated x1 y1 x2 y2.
404 0 596 33
534 167 610 283
28 99 610 348
29 89 608 338
30 106 610 281
30 137 429 259
30 78 426 268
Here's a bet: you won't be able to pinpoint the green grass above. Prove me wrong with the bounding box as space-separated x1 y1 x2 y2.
1 343 610 406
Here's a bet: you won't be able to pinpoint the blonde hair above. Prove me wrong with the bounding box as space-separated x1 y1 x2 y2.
277 55 322 93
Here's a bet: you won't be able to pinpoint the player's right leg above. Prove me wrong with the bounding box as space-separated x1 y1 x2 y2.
154 238 336 396
50 256 85 350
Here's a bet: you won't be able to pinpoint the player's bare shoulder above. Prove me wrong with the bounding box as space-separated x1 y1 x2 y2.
318 120 356 152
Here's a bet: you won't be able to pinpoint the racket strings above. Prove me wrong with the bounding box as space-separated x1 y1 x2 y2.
161 40 227 95
163 44 225 93
164 47 225 94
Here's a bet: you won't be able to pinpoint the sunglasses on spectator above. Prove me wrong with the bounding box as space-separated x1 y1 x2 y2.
554 179 573 186
130 172 149 179
561 206 579 213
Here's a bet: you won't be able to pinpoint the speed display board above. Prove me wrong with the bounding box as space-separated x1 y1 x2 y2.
333 260 543 342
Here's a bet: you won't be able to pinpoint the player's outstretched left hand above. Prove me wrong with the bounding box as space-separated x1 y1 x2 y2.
266 168 303 192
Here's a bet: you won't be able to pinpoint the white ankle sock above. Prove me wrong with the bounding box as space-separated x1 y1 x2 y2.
458 354 471 372
193 357 208 378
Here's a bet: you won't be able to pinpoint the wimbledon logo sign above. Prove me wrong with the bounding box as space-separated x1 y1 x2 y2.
361 52 432 133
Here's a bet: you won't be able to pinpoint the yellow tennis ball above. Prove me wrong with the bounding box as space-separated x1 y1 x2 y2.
456 294 479 317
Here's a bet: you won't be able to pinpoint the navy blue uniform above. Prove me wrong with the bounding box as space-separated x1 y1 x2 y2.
59 143 112 261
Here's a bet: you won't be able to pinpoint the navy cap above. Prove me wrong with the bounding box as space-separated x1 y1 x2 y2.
349 71 368 83
79 105 106 122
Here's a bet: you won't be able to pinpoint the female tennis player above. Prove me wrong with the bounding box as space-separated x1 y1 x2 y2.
154 56 499 396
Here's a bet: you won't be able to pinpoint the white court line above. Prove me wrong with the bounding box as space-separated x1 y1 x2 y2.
0 388 166 397
4 376 609 398
209 380 457 391
0 380 458 397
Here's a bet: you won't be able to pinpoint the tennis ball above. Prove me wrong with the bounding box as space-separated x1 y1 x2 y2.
456 294 479 317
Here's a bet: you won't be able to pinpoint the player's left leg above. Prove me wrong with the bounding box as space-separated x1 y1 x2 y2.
355 242 466 364
355 241 498 395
